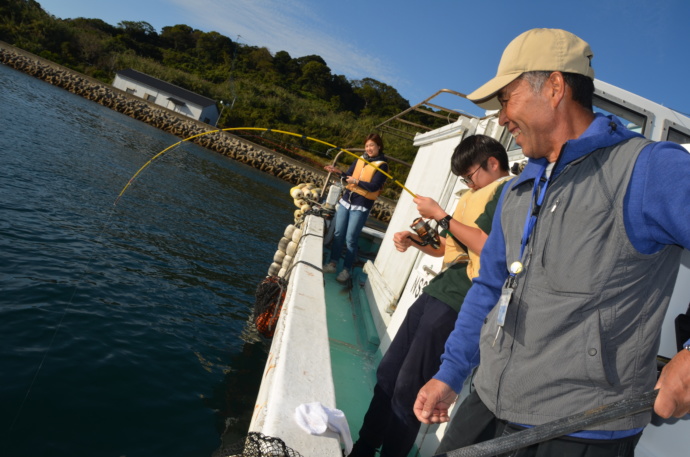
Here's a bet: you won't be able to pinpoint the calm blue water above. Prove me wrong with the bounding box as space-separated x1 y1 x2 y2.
0 63 295 456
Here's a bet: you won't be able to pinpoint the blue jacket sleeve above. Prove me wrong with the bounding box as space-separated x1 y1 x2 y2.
625 142 690 253
433 184 510 392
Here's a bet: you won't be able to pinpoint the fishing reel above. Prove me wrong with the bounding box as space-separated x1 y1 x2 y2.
408 217 440 250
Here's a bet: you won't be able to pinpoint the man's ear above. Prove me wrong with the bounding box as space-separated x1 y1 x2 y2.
548 71 566 107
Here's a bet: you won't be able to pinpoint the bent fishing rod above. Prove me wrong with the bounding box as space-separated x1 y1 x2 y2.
115 127 418 205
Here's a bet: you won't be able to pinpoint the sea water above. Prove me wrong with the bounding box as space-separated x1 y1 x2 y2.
0 62 294 456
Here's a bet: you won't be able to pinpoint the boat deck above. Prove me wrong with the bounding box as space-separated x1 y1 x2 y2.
324 262 381 443
323 221 424 457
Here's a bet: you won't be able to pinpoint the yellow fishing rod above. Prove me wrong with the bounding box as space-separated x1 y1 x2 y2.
115 127 417 205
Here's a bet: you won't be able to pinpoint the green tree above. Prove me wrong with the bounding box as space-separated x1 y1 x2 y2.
353 78 409 117
245 46 274 73
329 74 363 113
160 24 196 51
196 31 234 64
298 60 332 99
118 20 157 43
1 0 428 193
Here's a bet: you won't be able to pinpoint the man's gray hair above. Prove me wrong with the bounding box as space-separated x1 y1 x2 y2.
519 71 594 110
520 71 552 94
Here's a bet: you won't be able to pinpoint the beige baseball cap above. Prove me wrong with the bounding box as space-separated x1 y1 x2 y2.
467 28 595 110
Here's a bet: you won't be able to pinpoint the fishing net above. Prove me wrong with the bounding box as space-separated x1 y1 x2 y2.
253 275 287 338
219 432 304 457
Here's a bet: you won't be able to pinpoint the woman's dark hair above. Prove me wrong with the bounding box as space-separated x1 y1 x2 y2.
365 133 384 154
450 134 509 176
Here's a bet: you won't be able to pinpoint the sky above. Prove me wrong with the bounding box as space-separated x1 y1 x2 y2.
36 0 690 118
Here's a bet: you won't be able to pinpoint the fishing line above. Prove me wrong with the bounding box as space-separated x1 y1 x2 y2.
115 127 418 204
9 137 195 444
6 208 119 445
12 127 416 443
11 127 380 446
15 126 410 394
9 136 199 444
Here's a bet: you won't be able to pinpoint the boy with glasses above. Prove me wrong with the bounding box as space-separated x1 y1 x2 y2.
348 134 511 457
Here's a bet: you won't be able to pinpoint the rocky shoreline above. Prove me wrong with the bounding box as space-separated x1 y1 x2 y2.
0 42 393 222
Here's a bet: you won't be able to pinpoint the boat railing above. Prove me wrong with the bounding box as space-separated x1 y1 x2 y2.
249 215 342 456
374 89 492 141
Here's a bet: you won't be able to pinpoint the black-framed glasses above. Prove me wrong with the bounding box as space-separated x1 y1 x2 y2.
460 160 487 186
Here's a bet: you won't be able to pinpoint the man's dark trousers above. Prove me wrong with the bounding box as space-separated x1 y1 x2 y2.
350 293 457 457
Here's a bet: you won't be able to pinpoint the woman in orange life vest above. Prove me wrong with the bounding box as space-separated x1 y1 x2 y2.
324 133 388 283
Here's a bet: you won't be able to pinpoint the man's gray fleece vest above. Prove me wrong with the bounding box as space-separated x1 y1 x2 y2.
475 137 683 430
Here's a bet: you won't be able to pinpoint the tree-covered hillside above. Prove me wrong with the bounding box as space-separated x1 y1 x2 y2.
1 0 454 197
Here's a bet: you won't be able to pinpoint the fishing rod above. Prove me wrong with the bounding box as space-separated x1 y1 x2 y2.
435 390 659 457
113 127 464 253
115 127 418 205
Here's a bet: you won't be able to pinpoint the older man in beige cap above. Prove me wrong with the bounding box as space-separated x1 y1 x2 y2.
413 28 690 456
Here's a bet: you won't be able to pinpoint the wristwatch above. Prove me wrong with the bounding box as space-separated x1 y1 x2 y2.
437 215 452 231
684 338 690 352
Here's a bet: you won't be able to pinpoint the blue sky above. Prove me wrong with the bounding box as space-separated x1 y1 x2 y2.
38 0 690 118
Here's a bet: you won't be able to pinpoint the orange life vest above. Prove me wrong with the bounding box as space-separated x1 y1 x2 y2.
345 158 386 200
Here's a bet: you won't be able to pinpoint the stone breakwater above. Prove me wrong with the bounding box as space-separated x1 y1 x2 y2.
0 42 394 222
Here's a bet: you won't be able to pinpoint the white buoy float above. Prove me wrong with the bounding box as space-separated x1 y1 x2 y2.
291 229 303 243
268 262 281 276
273 250 286 263
277 237 290 252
